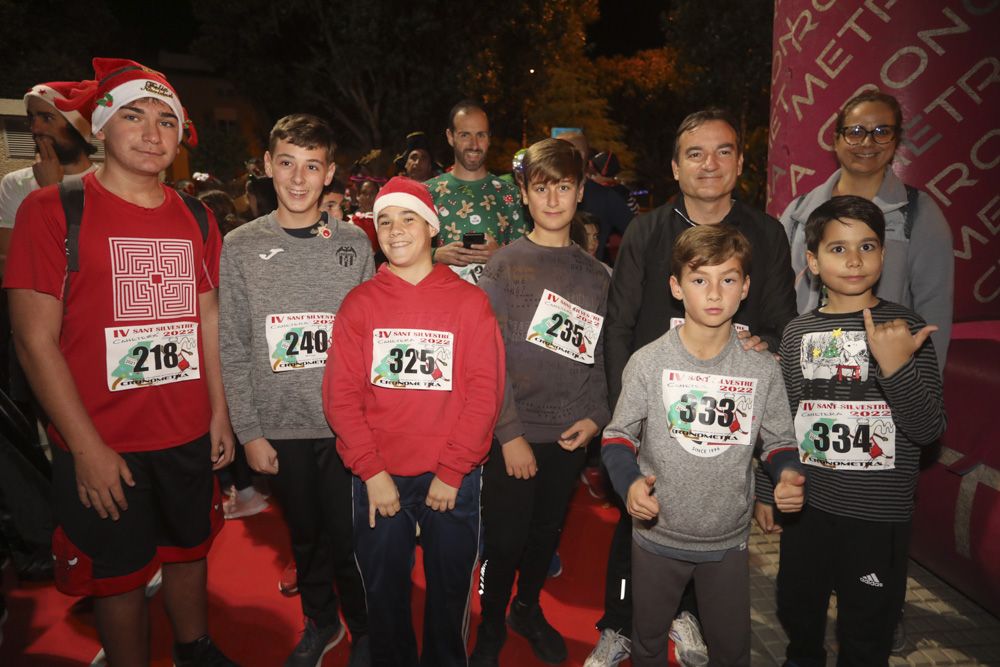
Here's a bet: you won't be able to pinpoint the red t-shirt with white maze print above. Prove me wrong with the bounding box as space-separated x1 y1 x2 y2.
4 173 221 452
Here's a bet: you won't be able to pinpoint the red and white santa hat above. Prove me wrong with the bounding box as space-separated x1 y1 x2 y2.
23 81 94 140
87 58 190 143
373 176 441 234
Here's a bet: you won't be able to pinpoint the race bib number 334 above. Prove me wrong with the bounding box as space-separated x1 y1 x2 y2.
371 328 454 391
526 289 604 364
794 400 895 470
105 322 200 391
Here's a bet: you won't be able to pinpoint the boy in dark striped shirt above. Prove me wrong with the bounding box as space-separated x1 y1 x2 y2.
772 195 946 665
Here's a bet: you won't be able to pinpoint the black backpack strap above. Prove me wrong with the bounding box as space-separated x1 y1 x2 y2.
178 191 210 242
902 184 919 240
59 179 86 302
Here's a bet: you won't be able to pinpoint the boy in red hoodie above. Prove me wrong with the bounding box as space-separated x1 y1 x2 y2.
323 176 505 667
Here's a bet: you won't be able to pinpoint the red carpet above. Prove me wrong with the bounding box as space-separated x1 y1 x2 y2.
2 484 679 666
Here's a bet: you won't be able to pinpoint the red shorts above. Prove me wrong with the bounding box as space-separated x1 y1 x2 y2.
51 434 223 597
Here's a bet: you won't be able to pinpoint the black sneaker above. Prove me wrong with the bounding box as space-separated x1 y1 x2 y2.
469 621 507 667
346 634 371 667
506 600 567 664
172 635 239 666
285 618 345 667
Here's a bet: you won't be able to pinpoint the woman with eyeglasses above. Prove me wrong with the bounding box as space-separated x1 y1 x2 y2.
782 89 954 376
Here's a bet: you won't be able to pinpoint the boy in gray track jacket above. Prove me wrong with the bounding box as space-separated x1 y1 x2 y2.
219 114 372 667
602 224 805 667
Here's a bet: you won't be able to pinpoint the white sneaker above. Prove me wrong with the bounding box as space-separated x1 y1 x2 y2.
669 611 708 667
583 628 631 667
223 488 270 520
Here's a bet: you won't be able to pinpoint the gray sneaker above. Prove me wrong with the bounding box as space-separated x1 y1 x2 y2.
584 628 631 667
285 618 345 667
669 612 708 667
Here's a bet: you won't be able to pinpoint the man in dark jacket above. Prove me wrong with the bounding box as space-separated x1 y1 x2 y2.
584 108 797 667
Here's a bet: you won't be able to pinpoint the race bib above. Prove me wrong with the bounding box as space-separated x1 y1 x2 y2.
526 289 604 364
800 329 869 382
670 317 748 333
265 312 335 372
662 369 757 457
794 400 896 470
371 328 454 391
449 263 485 285
105 322 200 391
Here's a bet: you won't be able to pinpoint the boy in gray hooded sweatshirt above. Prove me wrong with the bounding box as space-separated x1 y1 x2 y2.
602 225 805 666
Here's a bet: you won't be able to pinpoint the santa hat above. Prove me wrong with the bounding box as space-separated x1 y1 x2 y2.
23 81 94 140
373 176 440 234
86 58 194 144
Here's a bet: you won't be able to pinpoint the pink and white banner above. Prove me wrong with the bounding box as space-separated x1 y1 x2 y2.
768 1 1000 322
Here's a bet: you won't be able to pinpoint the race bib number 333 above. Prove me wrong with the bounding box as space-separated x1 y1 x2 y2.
266 312 335 372
526 289 604 364
662 370 756 455
371 328 454 391
105 322 200 391
794 400 895 470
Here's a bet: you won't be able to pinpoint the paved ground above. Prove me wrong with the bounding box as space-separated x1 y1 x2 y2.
748 525 1000 666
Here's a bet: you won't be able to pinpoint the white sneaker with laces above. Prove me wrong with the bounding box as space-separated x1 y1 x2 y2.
669 611 708 667
583 628 631 667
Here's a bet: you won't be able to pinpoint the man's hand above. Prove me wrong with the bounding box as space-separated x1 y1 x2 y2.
245 437 279 475
464 234 500 264
365 471 401 528
753 500 782 534
209 410 235 471
425 476 459 512
501 436 537 479
433 234 499 266
32 138 64 187
863 308 936 377
774 469 806 514
558 418 599 451
74 443 135 521
736 328 769 353
626 474 660 521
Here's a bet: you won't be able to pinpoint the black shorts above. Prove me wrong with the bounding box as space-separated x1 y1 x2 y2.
51 434 222 597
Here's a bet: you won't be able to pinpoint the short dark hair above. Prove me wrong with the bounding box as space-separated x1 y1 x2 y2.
836 89 904 144
805 195 886 253
671 224 752 279
268 113 336 162
323 179 345 196
672 108 741 161
67 123 98 157
522 138 584 186
448 99 487 131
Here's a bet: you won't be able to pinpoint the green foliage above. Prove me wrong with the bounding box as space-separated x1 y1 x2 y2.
188 122 249 181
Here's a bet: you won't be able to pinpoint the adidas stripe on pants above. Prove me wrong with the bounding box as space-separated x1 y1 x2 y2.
776 504 910 666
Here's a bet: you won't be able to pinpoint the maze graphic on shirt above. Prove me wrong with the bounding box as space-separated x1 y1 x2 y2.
109 238 196 321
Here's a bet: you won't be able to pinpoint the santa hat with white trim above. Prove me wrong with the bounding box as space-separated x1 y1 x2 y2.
23 81 94 140
373 176 441 235
86 57 195 145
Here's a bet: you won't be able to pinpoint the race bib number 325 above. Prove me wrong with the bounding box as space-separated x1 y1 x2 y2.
266 312 335 372
105 322 200 391
794 400 895 470
662 369 757 457
371 328 454 391
526 289 604 364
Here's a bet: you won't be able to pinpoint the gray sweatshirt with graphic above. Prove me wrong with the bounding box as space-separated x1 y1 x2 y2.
602 328 799 554
219 213 374 444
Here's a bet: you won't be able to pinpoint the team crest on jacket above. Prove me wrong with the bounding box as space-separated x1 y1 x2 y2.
336 246 357 268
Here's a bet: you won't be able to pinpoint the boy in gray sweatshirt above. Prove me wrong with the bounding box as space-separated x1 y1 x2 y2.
219 114 372 667
602 225 805 666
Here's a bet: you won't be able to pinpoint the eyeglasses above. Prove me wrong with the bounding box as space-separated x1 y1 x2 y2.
838 125 898 145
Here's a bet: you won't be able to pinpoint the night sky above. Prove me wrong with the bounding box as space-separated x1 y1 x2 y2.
109 0 667 59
